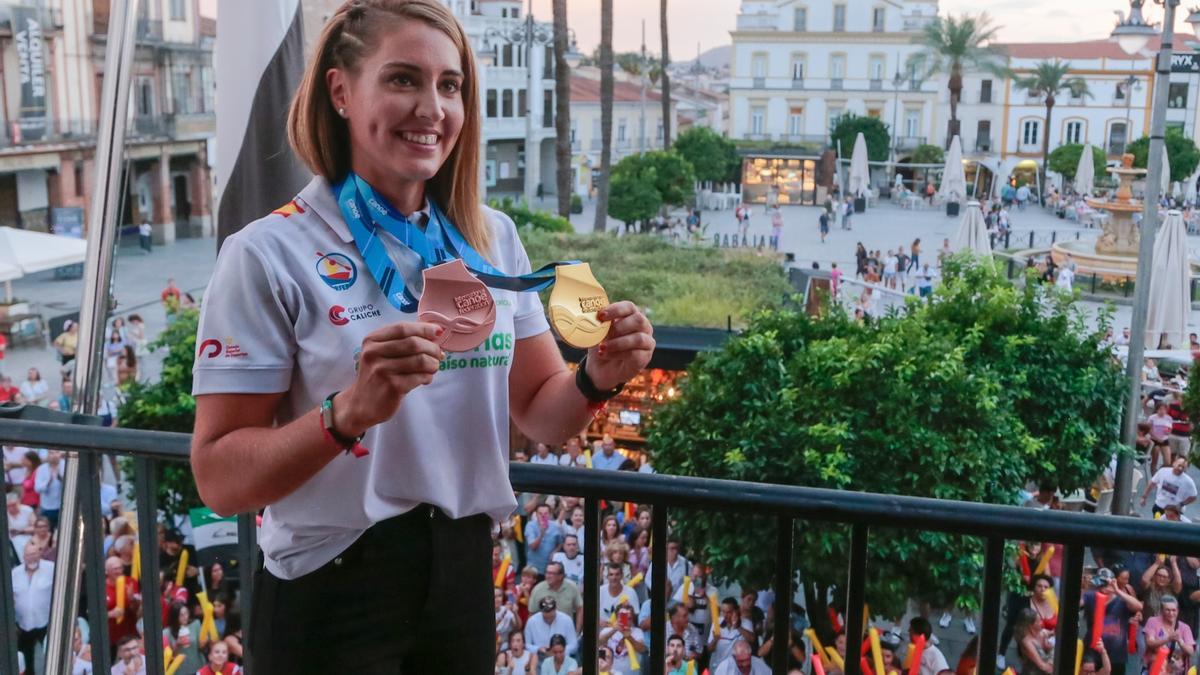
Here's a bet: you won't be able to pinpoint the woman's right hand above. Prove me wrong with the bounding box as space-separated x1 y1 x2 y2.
334 322 445 437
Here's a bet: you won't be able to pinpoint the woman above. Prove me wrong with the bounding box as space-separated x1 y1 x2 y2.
855 243 867 279
561 505 585 543
1015 607 1054 675
540 634 580 675
495 586 520 652
104 329 125 382
189 1 654 671
18 451 40 509
163 601 209 675
1029 574 1058 632
601 514 624 553
496 630 536 675
197 640 241 675
206 561 236 602
910 238 921 272
18 368 48 407
126 314 147 354
116 345 138 386
1142 556 1183 618
627 526 651 578
30 516 56 561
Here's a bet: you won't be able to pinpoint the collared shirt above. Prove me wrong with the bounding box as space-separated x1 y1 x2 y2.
12 561 54 631
592 450 626 471
35 461 65 510
193 176 549 580
524 610 578 655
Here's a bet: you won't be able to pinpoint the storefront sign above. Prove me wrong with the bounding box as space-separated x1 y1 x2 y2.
1171 53 1200 74
12 6 47 142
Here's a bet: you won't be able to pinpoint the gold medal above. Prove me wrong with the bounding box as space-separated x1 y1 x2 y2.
549 262 610 349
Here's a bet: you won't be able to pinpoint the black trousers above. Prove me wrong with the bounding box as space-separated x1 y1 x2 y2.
248 506 494 674
18 625 46 675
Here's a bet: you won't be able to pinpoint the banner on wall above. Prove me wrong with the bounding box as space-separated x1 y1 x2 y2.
12 6 47 142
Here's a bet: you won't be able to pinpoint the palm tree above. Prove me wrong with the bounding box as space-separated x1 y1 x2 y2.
593 0 614 233
1014 59 1091 201
660 0 671 145
908 13 1007 148
552 0 572 217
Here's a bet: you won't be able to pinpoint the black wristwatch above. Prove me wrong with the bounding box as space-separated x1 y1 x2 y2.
575 354 625 403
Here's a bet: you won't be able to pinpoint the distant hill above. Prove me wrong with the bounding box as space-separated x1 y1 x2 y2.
681 44 731 70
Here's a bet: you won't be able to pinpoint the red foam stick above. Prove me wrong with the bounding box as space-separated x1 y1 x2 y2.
813 649 828 675
1129 621 1139 655
862 638 873 657
862 656 876 675
829 607 844 634
908 635 927 675
1091 593 1109 650
1019 545 1032 582
1149 646 1169 675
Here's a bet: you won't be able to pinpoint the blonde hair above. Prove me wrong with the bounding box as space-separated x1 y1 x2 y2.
288 0 491 254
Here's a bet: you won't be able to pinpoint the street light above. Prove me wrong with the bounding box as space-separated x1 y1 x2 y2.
482 0 581 207
888 58 907 191
1110 0 1181 515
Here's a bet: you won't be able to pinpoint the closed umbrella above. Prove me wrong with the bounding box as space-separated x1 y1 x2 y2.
1144 209 1191 348
848 132 870 200
1075 143 1095 197
939 135 967 203
953 200 991 256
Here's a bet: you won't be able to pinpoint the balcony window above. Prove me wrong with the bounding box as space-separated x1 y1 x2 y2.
1065 120 1083 145
170 0 185 21
618 119 627 141
543 91 553 128
872 7 885 31
751 107 765 135
980 79 992 104
1169 83 1188 109
904 111 920 138
518 89 527 118
1022 120 1040 146
791 59 805 81
830 55 846 79
793 7 807 31
486 90 497 118
834 4 846 31
829 108 844 129
788 109 804 136
869 56 885 81
502 90 513 117
751 54 768 78
1109 122 1127 154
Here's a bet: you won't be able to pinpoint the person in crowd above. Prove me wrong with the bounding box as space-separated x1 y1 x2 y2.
13 540 54 675
602 602 647 675
552 534 585 587
33 450 63 528
1148 403 1176 473
125 314 147 355
493 540 517 596
601 514 624 553
52 320 78 365
207 561 236 602
18 451 40 510
197 639 242 675
71 619 93 675
0 375 21 404
647 537 691 596
666 633 698 675
593 436 627 471
909 617 950 675
19 368 49 406
525 502 565 576
818 210 830 244
1143 557 1185 618
559 437 587 468
539 633 580 675
498 629 537 674
715 637 772 675
1079 643 1111 675
103 329 126 383
116 345 138 386
496 586 521 652
710 597 757 669
600 562 639 621
30 516 56 561
1143 457 1198 518
529 443 558 466
530 561 582 630
1029 574 1058 631
740 591 766 645
159 529 200 600
164 600 208 674
1014 607 1054 675
621 507 651 541
597 646 619 675
771 207 784 250
1084 567 1143 675
111 635 146 675
627 527 651 579
516 565 539 625
910 238 922 271
7 490 35 554
105 556 140 656
524 597 578 661
605 540 635 587
1144 595 1196 669
665 601 704 663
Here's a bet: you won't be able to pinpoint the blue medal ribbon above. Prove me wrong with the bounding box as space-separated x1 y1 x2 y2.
333 173 573 312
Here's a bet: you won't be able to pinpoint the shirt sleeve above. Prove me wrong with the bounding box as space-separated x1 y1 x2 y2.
192 234 297 395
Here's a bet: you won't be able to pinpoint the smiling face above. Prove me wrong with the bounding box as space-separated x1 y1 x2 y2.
327 18 465 207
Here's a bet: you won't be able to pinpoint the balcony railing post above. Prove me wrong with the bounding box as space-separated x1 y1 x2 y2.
0 487 17 675
79 451 113 675
134 457 164 675
1053 544 1086 675
582 498 601 675
976 537 1006 675
650 506 668 675
843 524 869 675
772 516 795 675
236 512 258 651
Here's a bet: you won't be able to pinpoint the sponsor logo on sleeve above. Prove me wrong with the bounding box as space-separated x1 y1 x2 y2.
315 251 357 291
198 338 249 359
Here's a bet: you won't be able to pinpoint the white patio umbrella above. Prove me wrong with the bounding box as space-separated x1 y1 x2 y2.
939 135 967 203
1144 210 1191 349
848 132 870 199
0 226 88 302
953 200 991 256
1075 143 1095 196
1185 167 1200 203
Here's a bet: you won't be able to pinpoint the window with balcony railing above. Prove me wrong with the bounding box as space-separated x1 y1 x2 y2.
833 4 846 30
870 79 882 91
872 7 885 31
980 79 993 104
794 8 807 31
831 78 844 90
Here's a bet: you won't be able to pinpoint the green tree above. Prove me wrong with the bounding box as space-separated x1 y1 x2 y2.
1128 127 1200 184
910 144 945 165
607 150 696 227
648 256 1125 620
830 112 890 162
1014 60 1091 187
488 197 574 233
908 13 1008 146
608 171 662 227
1048 143 1106 181
118 309 203 522
674 128 740 184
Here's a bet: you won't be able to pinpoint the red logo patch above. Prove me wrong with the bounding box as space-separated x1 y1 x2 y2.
198 339 222 359
328 305 349 326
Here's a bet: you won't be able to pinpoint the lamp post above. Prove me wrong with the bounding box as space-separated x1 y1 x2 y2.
1111 0 1180 515
483 0 565 207
888 59 907 191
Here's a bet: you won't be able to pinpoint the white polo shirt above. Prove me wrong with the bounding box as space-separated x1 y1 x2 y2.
193 176 550 580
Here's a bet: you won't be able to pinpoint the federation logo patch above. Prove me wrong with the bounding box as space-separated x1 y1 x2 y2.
198 338 249 359
198 339 222 358
271 199 306 218
315 252 357 291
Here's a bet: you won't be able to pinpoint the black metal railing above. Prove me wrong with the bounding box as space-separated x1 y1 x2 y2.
3 414 1200 675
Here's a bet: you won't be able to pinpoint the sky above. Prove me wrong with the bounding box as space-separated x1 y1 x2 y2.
528 0 1198 57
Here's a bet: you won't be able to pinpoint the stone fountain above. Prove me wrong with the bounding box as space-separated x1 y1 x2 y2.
1050 153 1198 278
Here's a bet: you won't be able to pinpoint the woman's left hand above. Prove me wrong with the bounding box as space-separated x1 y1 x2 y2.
586 301 655 391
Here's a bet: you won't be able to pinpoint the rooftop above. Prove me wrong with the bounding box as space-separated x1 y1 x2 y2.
570 74 664 104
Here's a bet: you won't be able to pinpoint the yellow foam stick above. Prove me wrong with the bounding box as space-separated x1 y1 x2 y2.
115 576 126 623
903 648 912 670
494 552 511 588
806 629 827 662
870 627 886 675
165 654 185 675
1075 639 1083 675
197 592 219 642
687 661 696 675
584 450 593 469
826 646 846 672
709 593 720 637
1187 667 1195 675
626 638 641 671
1034 545 1055 576
1046 588 1060 616
163 647 173 671
513 515 524 543
629 573 644 587
681 576 692 598
1002 668 1016 675
174 549 188 588
131 542 141 581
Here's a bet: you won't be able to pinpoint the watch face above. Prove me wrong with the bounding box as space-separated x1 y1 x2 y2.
549 263 610 349
417 259 497 353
